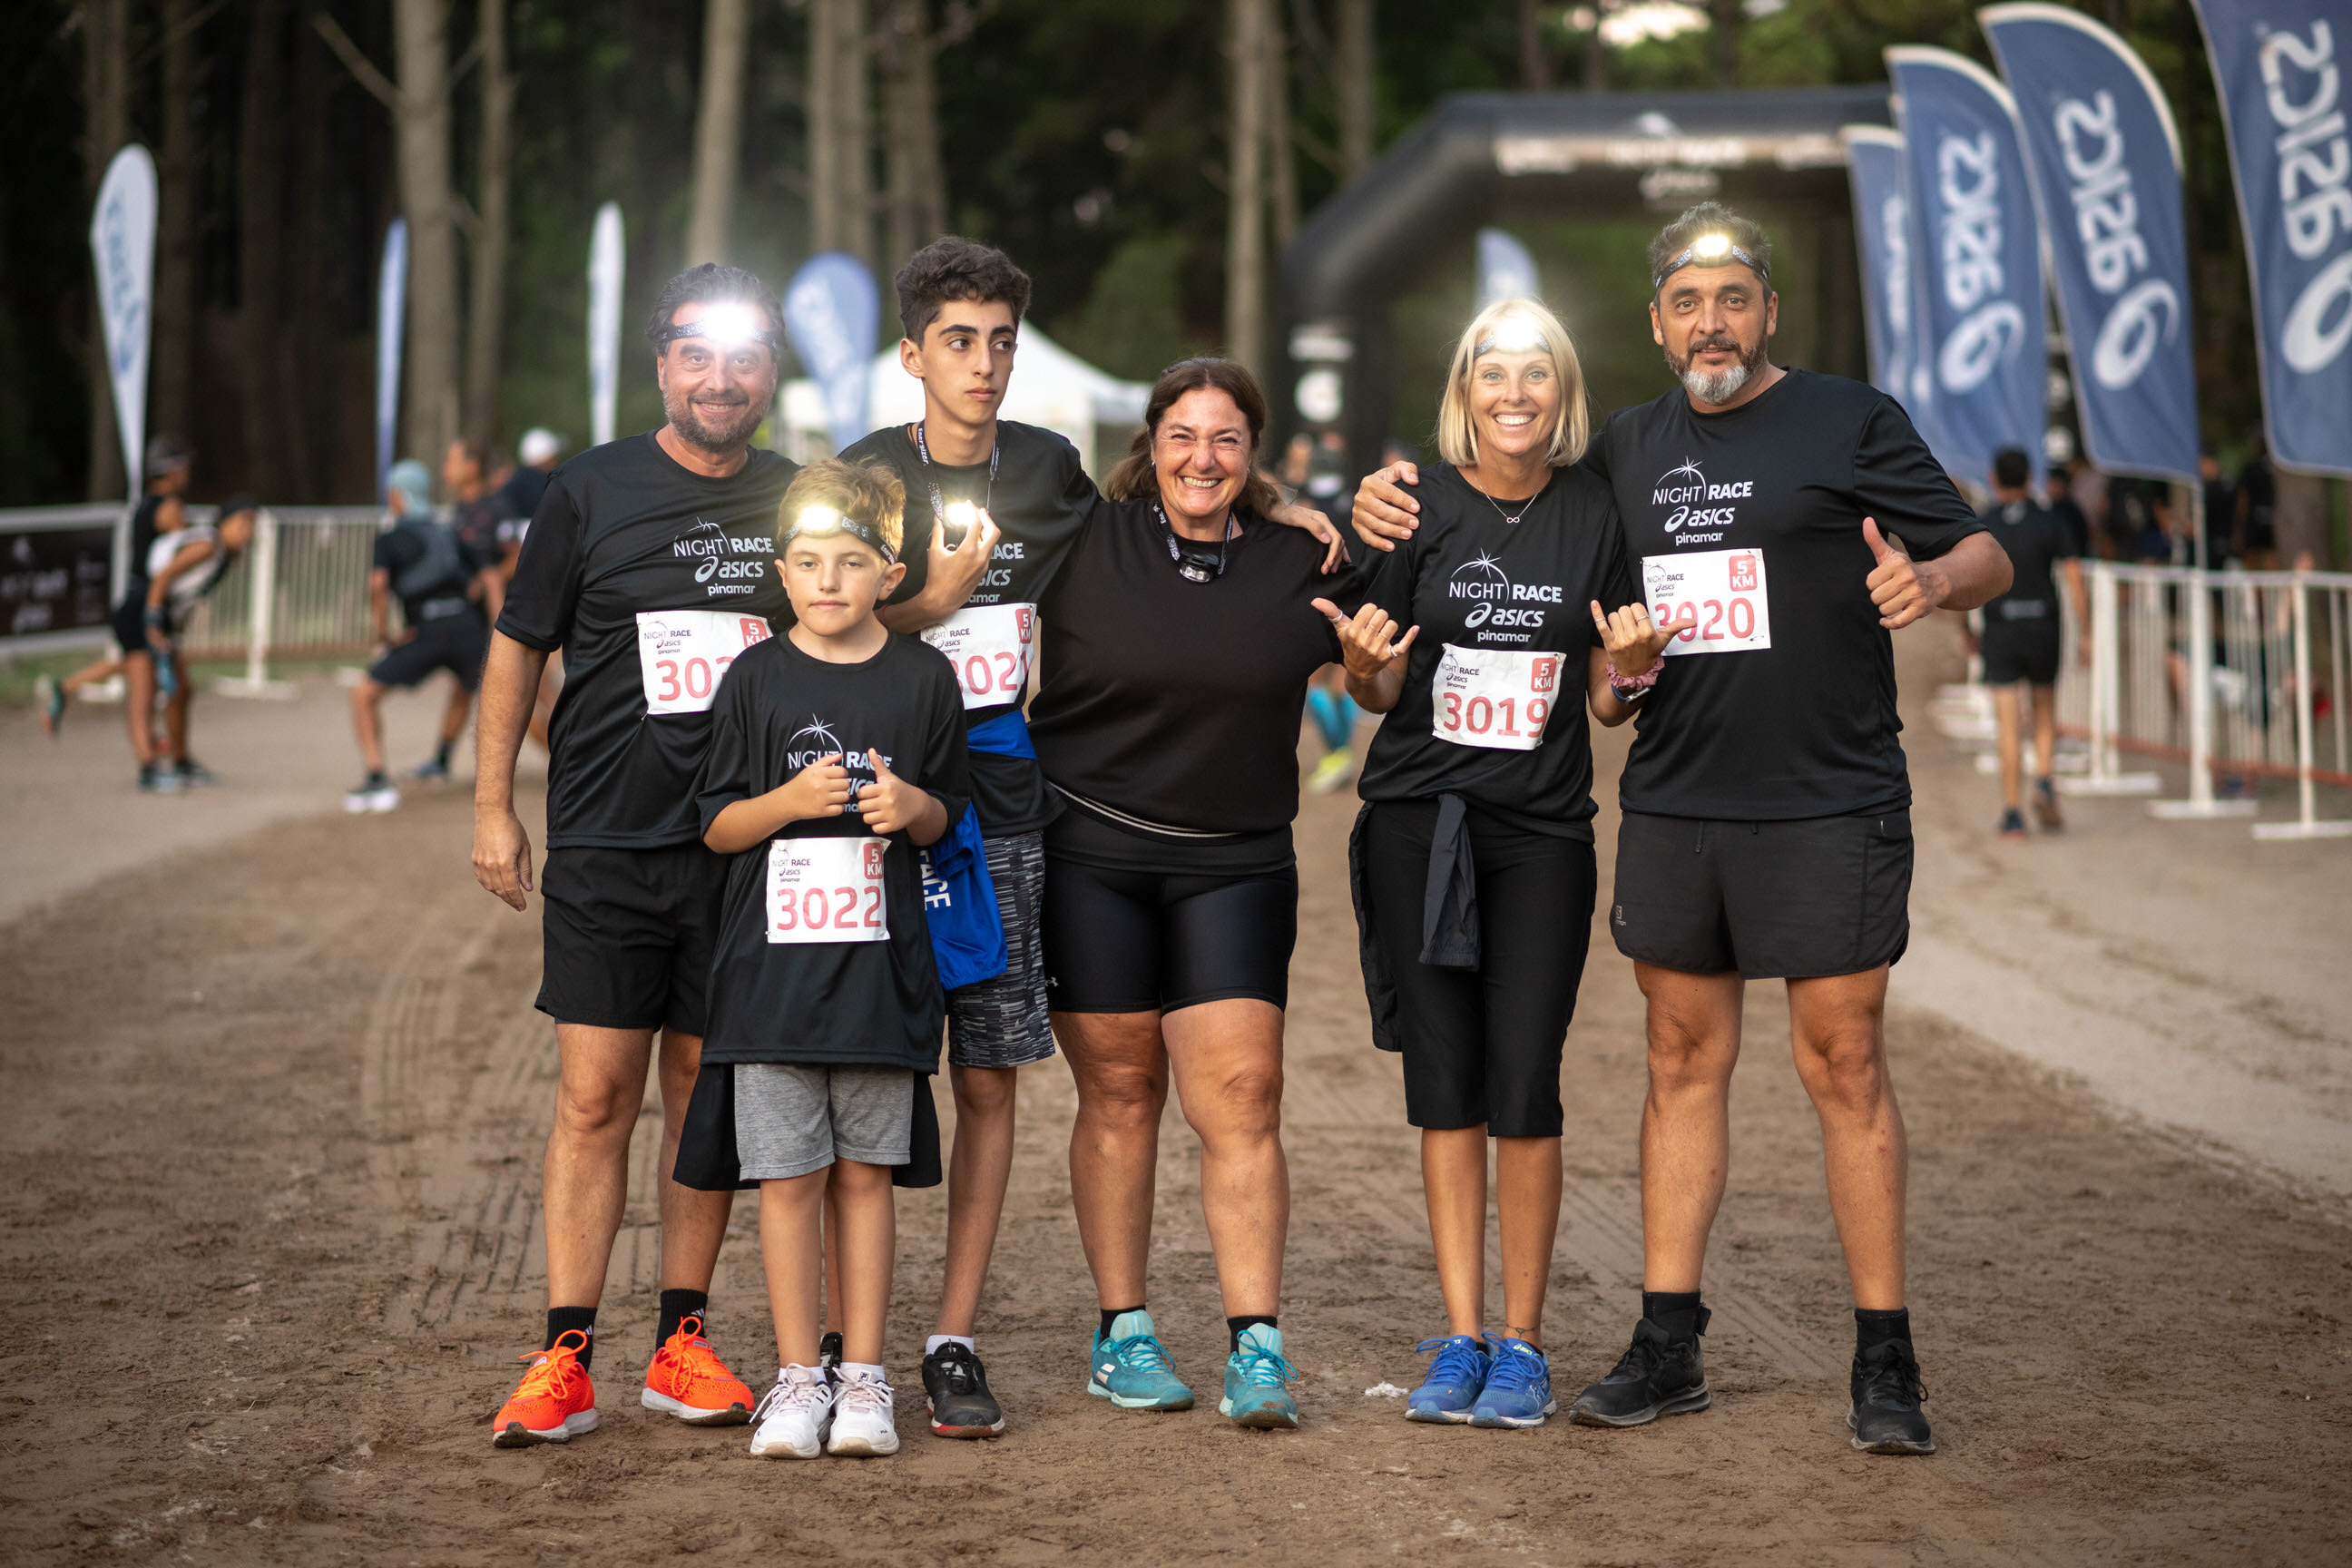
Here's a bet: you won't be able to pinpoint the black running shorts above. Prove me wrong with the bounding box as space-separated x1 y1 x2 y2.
1359 800 1594 1138
368 613 490 692
1609 808 1912 979
536 841 730 1034
1042 858 1298 1014
1980 624 2061 686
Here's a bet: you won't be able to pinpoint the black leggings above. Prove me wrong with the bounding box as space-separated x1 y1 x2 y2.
1359 799 1594 1138
1042 858 1298 1015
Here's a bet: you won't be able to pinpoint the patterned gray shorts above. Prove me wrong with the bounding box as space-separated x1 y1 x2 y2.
947 829 1056 1071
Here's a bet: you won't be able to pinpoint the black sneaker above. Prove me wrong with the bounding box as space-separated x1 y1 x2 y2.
1568 1317 1711 1427
175 758 217 788
1848 1340 1934 1455
922 1342 1005 1438
138 761 182 795
818 1330 843 1373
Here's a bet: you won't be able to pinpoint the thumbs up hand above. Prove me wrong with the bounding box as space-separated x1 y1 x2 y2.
1864 516 1950 630
858 747 947 842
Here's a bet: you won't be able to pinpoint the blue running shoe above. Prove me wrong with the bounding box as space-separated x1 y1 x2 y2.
1087 1310 1194 1410
1469 1335 1554 1429
1220 1323 1300 1430
1406 1334 1488 1424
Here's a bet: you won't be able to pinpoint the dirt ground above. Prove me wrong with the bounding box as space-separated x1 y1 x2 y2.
3 629 2348 1565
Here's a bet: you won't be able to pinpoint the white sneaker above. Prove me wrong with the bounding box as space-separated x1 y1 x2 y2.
343 779 399 814
748 1365 833 1459
826 1366 900 1456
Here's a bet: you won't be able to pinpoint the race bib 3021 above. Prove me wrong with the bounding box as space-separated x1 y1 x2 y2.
1642 548 1771 656
921 602 1036 710
766 836 888 945
1430 644 1563 751
636 610 772 714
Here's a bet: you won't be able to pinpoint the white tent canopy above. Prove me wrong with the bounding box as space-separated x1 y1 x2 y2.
779 326 1150 476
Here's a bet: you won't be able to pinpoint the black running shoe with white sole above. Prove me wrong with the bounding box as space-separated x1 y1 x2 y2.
1568 1318 1711 1427
1848 1340 1934 1455
922 1342 1005 1438
818 1330 843 1373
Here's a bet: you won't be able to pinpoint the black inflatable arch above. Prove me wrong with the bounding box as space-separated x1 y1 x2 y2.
1277 83 1893 486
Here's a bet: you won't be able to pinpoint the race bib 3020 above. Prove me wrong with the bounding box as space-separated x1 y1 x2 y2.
1431 644 1563 751
1642 548 1771 656
765 836 888 945
636 610 772 714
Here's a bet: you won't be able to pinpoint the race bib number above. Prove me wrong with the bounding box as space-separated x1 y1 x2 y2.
766 836 889 945
921 603 1036 710
1430 645 1563 751
636 610 771 714
1642 548 1772 656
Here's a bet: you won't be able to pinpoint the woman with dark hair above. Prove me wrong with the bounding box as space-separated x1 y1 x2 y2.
1026 357 1357 1431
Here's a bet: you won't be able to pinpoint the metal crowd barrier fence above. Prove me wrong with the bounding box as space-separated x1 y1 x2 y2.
2064 561 2351 841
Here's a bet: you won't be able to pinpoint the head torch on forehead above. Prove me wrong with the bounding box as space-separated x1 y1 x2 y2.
1653 231 1769 290
655 301 780 354
783 503 897 564
1474 316 1551 358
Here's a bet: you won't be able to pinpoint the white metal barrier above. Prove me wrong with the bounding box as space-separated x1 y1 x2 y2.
164 506 385 693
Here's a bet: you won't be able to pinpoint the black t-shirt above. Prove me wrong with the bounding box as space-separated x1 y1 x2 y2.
496 433 799 848
838 419 1098 838
1356 462 1637 838
1029 497 1359 838
694 632 970 1071
454 492 514 571
1978 498 2074 636
126 493 168 586
1587 368 1984 820
373 517 483 627
2239 457 2277 548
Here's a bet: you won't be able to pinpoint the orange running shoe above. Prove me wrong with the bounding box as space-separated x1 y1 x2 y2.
640 1315 754 1426
492 1329 599 1448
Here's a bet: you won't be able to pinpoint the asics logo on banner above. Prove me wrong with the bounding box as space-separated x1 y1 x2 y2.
1935 131 2026 393
1650 459 1748 544
1446 553 1557 638
2262 22 2352 372
2051 90 2181 389
673 516 769 595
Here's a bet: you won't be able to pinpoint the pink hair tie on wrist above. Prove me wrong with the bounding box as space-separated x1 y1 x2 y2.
1607 656 1663 698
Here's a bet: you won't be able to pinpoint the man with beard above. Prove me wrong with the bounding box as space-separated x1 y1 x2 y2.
470 265 796 1447
1349 202 2011 1455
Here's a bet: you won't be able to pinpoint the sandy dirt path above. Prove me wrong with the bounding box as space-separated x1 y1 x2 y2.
2 632 2347 1565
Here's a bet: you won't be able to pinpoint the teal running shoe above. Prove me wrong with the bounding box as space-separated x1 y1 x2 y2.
1087 1310 1194 1410
1220 1323 1300 1430
1469 1334 1554 1429
1406 1334 1489 1424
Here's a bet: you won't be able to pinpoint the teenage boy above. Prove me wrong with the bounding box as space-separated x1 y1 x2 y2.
839 236 1345 1438
691 459 969 1459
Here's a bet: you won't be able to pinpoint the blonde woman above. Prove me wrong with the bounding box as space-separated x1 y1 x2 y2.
1318 299 1677 1428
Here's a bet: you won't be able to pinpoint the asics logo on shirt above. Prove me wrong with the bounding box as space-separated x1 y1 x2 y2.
672 515 771 596
1446 553 1558 639
1651 458 1752 546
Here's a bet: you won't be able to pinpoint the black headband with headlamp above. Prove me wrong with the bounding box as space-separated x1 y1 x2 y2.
782 505 897 564
1652 231 1769 290
653 301 781 353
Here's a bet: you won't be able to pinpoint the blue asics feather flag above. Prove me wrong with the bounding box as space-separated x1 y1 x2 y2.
784 252 879 456
2189 0 2352 477
1888 46 2050 484
1983 5 2198 485
1840 124 1943 450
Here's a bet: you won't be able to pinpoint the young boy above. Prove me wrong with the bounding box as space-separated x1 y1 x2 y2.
691 459 968 1459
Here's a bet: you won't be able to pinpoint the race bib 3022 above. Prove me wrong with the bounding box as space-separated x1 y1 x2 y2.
766 836 888 945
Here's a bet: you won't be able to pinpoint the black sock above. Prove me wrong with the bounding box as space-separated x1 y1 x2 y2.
1099 1306 1144 1340
434 738 454 769
1642 1290 1707 1341
1855 1307 1911 1352
657 1288 709 1348
546 1306 598 1368
1227 1314 1278 1352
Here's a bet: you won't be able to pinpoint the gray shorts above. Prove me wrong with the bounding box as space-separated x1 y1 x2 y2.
733 1063 916 1180
946 830 1056 1072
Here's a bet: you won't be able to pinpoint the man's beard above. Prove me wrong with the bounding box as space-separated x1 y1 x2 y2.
664 386 765 453
1667 330 1768 406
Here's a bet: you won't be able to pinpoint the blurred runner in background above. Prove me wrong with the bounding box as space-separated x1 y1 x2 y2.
134 496 259 791
1975 447 2086 840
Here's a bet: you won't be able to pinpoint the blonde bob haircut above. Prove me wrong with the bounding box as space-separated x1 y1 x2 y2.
1436 299 1590 470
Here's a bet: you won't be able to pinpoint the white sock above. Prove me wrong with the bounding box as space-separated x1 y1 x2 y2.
926 1334 975 1357
839 1361 887 1382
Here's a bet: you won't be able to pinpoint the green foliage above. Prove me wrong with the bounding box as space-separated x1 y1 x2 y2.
1052 234 1207 382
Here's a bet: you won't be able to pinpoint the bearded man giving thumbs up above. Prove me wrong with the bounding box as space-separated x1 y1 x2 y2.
1349 201 2012 1457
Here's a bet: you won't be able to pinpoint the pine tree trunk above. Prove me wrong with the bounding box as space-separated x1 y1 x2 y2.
238 0 291 499
878 0 946 284
393 0 461 464
81 0 132 500
1710 0 1741 88
687 0 750 265
808 0 873 268
1266 1 1296 250
152 0 201 450
1334 0 1372 180
1517 0 1551 91
284 18 338 498
1224 0 1267 373
466 0 514 443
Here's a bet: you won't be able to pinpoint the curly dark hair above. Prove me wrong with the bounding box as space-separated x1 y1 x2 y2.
644 263 782 343
1103 358 1284 516
894 236 1034 343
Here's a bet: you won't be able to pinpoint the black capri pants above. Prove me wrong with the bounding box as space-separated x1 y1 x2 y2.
1042 858 1298 1015
1359 799 1595 1139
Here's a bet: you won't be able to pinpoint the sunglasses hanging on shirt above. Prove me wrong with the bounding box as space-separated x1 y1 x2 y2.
1154 502 1234 583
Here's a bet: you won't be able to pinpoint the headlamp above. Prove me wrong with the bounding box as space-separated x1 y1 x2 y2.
1653 231 1769 290
942 499 979 548
1474 316 1550 358
782 502 897 564
655 300 779 353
